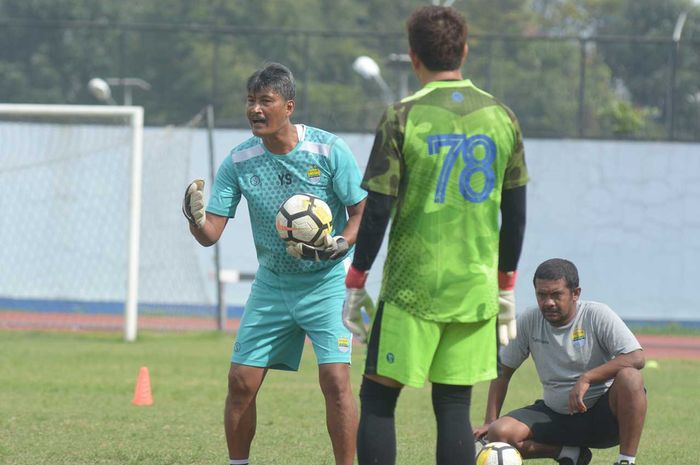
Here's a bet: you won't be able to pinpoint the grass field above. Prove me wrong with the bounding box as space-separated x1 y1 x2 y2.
1 330 697 464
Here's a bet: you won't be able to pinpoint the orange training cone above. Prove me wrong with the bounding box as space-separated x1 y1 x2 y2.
132 366 153 406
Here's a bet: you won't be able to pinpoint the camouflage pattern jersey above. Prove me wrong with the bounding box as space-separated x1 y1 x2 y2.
362 79 528 323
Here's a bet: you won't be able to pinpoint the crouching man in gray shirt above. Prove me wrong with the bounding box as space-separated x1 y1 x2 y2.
473 258 646 465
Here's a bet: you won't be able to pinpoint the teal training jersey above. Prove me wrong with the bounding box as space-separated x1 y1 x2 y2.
207 124 367 274
363 80 529 323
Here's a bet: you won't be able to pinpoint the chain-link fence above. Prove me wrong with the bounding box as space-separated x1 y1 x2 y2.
1 18 699 140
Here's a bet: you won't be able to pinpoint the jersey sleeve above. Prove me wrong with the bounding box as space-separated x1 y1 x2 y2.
206 154 241 218
362 106 404 197
502 107 529 191
330 137 367 206
593 304 643 356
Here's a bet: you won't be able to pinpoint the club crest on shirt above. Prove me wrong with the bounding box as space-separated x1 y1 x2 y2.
307 165 321 183
572 327 586 348
337 336 350 353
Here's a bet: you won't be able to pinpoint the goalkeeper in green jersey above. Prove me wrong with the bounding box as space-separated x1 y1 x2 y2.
342 5 528 465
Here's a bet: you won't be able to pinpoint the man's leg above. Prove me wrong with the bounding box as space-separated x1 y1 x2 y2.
488 410 592 465
608 367 646 457
357 374 403 465
318 362 358 465
432 383 475 465
224 363 267 461
487 416 561 459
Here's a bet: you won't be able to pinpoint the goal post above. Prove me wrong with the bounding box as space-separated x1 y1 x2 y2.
0 104 144 341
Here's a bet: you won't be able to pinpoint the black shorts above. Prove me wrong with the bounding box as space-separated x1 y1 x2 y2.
506 390 619 448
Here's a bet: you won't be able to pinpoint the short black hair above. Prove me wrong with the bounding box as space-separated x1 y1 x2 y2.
246 62 295 101
406 5 468 72
533 258 580 290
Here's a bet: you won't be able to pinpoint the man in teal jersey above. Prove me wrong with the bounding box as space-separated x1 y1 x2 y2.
183 63 367 465
342 6 528 465
473 259 646 465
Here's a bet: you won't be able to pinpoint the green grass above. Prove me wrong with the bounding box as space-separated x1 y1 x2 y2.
628 322 700 336
0 330 697 464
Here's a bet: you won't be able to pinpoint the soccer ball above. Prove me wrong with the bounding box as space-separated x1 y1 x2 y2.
475 441 522 465
475 437 488 456
275 193 333 246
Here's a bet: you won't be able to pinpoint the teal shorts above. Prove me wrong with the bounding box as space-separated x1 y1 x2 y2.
231 263 353 371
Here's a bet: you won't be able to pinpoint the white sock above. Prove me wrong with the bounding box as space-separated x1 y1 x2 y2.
229 459 249 465
557 446 580 462
618 454 636 464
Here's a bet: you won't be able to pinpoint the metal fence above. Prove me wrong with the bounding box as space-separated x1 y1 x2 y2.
1 18 699 141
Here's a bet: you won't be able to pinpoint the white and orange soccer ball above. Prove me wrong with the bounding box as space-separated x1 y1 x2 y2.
275 193 333 246
475 441 522 465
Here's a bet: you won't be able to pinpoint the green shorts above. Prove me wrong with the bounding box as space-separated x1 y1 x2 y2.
364 301 498 388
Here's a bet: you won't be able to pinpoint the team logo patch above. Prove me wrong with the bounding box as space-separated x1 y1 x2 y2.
307 165 321 183
572 327 586 348
338 336 350 353
234 342 241 353
451 91 464 102
386 352 395 363
249 175 260 186
337 336 350 353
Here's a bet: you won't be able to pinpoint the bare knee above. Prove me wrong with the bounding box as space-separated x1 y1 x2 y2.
487 417 529 445
319 364 352 401
227 365 263 404
609 367 646 414
613 367 644 392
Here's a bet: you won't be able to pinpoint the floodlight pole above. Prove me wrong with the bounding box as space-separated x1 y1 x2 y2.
667 3 699 139
388 53 412 100
205 104 226 331
105 78 152 106
89 77 151 106
353 56 395 105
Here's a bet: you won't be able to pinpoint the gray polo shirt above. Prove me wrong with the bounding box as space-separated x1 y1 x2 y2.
500 300 642 414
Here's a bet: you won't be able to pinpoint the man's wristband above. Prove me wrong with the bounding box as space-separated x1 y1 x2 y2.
498 271 517 291
346 265 369 289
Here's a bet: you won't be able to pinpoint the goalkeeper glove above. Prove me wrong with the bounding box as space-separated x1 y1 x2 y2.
498 271 517 346
342 265 375 343
182 179 206 228
286 235 349 261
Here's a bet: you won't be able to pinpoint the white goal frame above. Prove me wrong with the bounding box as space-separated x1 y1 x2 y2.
0 104 144 342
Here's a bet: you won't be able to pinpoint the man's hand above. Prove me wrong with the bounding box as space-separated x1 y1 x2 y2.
568 376 591 414
286 235 349 261
182 179 206 228
498 271 517 346
342 265 375 343
472 424 490 441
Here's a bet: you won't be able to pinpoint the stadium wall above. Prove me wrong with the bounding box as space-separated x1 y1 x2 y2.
2 126 698 323
201 131 699 322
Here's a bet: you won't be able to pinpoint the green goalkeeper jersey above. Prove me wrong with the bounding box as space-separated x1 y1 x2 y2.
363 79 528 323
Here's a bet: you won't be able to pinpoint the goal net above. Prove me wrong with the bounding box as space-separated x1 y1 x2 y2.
0 104 211 340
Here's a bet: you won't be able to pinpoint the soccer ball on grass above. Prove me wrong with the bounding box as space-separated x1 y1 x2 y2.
475 441 522 465
275 193 333 246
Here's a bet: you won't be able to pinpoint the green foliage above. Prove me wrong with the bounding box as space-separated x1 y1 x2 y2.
572 0 700 139
0 0 696 138
598 100 647 135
